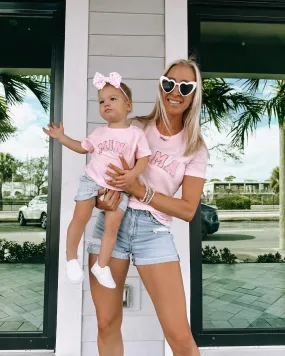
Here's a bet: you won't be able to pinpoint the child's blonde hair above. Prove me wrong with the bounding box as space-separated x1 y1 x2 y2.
137 57 206 156
120 82 132 102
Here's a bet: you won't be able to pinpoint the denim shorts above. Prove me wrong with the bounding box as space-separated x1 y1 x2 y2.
74 174 129 212
87 208 180 265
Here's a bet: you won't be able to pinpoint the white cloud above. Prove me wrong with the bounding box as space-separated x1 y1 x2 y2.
0 125 49 160
206 124 279 181
9 102 38 128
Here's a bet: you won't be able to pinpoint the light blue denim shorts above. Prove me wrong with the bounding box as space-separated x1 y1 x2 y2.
87 208 180 265
74 174 129 212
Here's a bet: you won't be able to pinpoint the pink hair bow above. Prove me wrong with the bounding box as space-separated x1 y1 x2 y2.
93 72 122 90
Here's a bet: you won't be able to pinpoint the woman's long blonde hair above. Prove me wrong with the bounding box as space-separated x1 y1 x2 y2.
137 57 206 156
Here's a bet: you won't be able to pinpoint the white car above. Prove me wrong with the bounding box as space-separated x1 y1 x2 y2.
18 195 48 229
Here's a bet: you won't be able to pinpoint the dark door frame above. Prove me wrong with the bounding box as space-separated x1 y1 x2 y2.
0 1 64 350
188 0 285 347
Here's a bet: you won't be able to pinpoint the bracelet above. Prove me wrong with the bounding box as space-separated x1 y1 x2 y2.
145 189 155 205
139 185 150 203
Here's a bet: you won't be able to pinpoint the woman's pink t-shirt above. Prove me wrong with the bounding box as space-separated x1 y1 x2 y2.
129 120 208 225
81 125 151 191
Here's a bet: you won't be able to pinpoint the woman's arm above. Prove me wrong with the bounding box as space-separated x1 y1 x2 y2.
106 158 205 222
126 176 205 222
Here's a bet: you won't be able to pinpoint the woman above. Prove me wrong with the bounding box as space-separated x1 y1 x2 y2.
87 58 208 356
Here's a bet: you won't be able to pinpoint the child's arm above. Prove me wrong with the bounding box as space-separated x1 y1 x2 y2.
106 130 151 188
42 122 88 154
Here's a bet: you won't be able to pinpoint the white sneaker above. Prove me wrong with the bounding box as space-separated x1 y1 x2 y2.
66 259 84 285
91 261 116 289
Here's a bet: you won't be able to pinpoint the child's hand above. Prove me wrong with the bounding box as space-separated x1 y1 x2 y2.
110 170 137 188
42 121 64 140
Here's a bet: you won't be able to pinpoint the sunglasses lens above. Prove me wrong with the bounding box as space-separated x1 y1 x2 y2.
161 78 175 93
180 83 195 96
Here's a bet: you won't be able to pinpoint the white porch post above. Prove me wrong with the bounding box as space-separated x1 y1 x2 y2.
55 0 89 355
164 1 189 355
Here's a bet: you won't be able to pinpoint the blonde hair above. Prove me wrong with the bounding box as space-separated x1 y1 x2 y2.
120 82 132 102
137 57 206 156
98 82 132 102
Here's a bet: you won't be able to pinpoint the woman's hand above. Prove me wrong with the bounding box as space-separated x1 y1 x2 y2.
106 156 143 196
96 189 121 211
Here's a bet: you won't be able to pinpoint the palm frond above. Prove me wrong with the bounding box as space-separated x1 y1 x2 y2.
241 79 268 95
202 78 235 131
229 98 266 148
266 80 285 127
0 74 50 112
202 78 265 140
0 73 27 106
0 96 16 142
12 76 50 112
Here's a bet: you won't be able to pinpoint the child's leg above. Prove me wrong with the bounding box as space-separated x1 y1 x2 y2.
98 208 125 267
66 198 95 261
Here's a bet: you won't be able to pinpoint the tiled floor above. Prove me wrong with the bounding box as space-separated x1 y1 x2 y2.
203 263 285 329
0 263 45 331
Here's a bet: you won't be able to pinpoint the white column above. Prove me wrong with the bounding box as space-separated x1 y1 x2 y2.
165 0 188 65
164 2 189 354
55 1 89 355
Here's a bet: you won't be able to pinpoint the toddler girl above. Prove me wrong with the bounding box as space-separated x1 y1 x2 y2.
43 72 151 288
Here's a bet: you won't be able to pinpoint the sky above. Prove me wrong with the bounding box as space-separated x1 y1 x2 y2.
0 78 281 181
0 85 49 161
204 79 280 182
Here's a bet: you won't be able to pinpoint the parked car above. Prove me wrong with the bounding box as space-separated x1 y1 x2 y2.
201 203 220 240
18 195 47 229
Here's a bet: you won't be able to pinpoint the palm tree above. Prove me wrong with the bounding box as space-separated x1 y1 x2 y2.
0 73 50 142
202 78 267 147
0 152 17 211
270 167 279 194
203 78 285 250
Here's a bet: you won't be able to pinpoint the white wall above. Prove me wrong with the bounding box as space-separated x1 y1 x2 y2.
82 1 166 355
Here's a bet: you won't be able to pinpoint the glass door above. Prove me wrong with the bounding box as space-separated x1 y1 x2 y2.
0 1 64 350
189 1 285 347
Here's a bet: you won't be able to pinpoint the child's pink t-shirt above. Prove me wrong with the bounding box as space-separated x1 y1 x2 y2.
81 125 152 191
129 120 208 226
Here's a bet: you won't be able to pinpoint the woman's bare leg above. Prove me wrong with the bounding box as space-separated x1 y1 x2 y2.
66 199 95 260
89 254 129 356
98 209 125 267
137 262 200 356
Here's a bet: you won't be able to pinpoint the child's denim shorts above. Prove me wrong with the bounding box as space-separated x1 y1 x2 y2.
87 208 180 265
74 174 129 212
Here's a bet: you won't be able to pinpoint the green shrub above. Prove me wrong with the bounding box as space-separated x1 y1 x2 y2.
256 252 285 263
216 195 251 210
202 245 237 264
0 238 45 263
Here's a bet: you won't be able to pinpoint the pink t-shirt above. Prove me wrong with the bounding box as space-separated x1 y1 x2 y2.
129 120 208 225
81 125 152 191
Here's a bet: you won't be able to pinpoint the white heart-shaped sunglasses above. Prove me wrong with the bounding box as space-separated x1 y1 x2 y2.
160 76 197 97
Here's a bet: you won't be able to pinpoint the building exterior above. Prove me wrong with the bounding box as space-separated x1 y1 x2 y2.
203 181 273 201
1 1 285 355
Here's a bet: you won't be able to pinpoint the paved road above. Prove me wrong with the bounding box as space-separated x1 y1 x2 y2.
202 221 282 259
0 222 45 243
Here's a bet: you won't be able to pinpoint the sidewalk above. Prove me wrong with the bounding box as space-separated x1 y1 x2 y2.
0 211 18 222
218 210 279 222
203 263 285 330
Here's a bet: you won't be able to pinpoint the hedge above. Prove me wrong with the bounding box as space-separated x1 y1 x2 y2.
216 195 251 210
